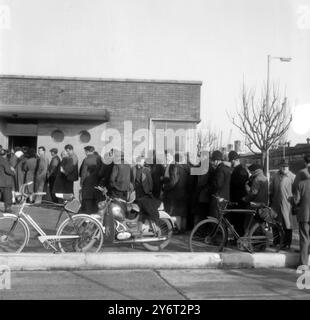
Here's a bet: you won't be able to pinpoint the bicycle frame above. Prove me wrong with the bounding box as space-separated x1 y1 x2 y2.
8 196 80 252
214 198 257 253
220 209 256 240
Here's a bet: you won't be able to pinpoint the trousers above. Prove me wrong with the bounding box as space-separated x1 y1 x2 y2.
0 187 13 209
299 222 310 266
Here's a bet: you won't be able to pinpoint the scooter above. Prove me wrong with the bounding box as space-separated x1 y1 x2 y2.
92 186 175 251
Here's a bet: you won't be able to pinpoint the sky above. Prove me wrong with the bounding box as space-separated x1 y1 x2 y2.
0 0 309 148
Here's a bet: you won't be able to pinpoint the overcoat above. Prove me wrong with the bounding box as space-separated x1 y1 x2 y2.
53 158 74 194
0 156 15 187
131 165 153 196
149 164 165 199
79 154 102 200
230 164 249 204
210 162 231 200
24 157 37 193
110 164 131 192
294 175 310 222
10 154 26 190
162 163 190 217
270 170 295 229
244 169 268 205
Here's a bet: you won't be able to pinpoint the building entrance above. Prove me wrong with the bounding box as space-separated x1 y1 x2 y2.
8 136 37 152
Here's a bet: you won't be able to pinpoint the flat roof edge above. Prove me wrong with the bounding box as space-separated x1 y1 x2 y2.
0 74 203 85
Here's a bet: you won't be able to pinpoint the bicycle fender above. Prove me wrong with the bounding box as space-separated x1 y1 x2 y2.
159 211 175 227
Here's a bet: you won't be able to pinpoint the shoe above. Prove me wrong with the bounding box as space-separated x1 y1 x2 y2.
4 207 12 213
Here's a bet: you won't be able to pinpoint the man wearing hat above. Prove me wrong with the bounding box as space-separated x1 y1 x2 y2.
208 150 231 218
47 148 60 202
0 149 15 212
270 159 295 250
228 151 249 236
293 154 310 194
243 163 268 206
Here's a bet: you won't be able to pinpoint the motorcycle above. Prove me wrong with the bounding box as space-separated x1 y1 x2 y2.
92 186 175 251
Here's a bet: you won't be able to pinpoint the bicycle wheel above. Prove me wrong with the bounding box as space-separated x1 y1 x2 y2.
247 222 269 252
142 218 173 252
56 214 104 253
0 214 29 253
189 218 227 252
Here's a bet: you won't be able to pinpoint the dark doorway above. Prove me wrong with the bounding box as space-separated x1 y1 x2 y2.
8 136 37 152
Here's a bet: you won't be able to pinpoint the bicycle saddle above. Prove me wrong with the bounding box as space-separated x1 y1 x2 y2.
55 193 74 201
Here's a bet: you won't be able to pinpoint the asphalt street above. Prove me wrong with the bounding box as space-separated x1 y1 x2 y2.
0 268 309 300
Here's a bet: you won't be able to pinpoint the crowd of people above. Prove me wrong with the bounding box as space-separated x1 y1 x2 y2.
1 144 310 265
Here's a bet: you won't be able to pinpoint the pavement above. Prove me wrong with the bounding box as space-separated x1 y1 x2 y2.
1 268 309 299
0 202 305 271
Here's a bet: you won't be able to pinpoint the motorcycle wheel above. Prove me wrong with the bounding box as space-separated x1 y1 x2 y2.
142 218 173 252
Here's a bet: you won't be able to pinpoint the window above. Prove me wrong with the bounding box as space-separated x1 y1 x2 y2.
51 129 64 143
79 130 91 143
150 119 197 157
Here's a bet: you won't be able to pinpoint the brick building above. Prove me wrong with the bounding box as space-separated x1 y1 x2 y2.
240 140 310 174
0 75 201 160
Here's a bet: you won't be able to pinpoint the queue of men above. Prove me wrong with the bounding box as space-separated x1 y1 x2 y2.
196 150 310 267
1 144 310 266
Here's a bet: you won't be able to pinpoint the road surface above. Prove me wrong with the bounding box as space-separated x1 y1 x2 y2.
0 268 309 300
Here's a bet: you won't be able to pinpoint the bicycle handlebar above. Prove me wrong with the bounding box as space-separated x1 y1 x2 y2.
19 182 46 199
212 195 238 207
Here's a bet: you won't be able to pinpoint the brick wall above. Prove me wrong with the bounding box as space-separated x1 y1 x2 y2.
0 75 201 197
0 75 201 129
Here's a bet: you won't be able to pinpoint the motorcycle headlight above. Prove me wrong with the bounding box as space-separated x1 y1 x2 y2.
111 203 125 220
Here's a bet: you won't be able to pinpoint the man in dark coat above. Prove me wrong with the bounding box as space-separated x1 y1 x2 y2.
243 164 268 205
53 150 73 198
293 155 310 194
208 150 231 219
294 167 310 266
228 150 249 236
145 150 165 200
47 148 60 202
131 156 161 224
99 149 114 189
64 144 79 183
34 146 49 204
162 151 190 233
109 150 131 200
0 149 15 212
79 146 102 215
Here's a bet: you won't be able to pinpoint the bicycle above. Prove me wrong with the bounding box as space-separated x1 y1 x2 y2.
0 182 105 253
189 196 284 253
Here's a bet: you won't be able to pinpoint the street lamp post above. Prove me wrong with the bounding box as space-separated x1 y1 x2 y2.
265 54 292 180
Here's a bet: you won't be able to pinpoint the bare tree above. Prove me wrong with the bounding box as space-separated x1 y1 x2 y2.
229 84 292 174
197 124 218 156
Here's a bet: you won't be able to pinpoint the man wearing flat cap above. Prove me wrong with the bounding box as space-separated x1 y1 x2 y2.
208 150 231 218
0 149 15 212
243 163 268 205
47 148 60 202
228 151 249 236
270 158 295 250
